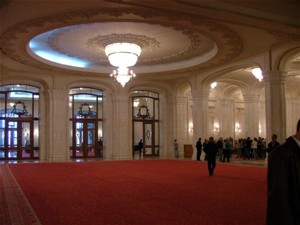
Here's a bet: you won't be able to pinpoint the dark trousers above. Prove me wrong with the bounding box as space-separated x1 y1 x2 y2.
244 147 251 159
223 150 230 162
196 150 202 160
207 157 216 175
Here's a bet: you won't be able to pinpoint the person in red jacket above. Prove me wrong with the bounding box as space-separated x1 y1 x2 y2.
267 119 300 225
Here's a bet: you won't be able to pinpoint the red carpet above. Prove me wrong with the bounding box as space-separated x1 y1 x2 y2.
7 160 267 225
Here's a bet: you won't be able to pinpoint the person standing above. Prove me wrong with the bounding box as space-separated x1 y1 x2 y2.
223 138 231 162
266 134 280 154
138 139 143 159
216 137 224 161
252 138 258 159
174 139 179 158
98 138 103 157
267 119 300 225
244 137 252 160
196 138 203 161
203 137 218 176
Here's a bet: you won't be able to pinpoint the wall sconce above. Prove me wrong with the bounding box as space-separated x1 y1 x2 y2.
98 129 103 138
133 100 139 107
251 67 263 81
210 82 217 89
34 128 39 138
235 123 241 133
214 124 219 133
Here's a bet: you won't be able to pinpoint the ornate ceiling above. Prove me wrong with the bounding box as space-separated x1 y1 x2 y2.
0 0 300 85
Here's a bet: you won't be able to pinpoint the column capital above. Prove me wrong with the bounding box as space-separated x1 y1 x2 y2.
176 96 187 104
242 94 260 103
263 70 287 83
191 90 210 100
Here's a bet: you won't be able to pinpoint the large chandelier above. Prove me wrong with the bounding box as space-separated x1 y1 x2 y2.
105 42 141 87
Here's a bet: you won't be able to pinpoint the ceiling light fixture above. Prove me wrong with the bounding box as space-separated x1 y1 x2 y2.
251 68 263 81
105 42 141 87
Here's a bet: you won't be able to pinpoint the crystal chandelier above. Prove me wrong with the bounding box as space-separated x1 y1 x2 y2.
105 42 141 87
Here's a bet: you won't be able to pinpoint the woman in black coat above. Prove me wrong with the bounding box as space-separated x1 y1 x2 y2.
267 119 300 225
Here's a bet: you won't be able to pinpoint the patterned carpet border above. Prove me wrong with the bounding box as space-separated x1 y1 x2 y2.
0 164 41 225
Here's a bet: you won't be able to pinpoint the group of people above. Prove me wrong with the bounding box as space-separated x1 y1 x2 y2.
172 119 300 224
193 135 282 176
195 135 281 163
194 119 300 225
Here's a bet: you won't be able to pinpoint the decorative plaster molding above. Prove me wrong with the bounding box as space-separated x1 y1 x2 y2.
1 7 243 74
268 31 300 47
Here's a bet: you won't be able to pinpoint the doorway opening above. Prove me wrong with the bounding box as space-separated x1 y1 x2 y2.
132 91 159 158
0 85 40 160
69 88 103 159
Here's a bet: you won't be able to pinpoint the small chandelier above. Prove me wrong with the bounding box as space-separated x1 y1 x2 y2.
105 42 141 87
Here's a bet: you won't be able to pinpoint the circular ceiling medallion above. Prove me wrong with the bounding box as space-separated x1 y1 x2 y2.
86 33 160 52
1 7 243 75
27 22 217 73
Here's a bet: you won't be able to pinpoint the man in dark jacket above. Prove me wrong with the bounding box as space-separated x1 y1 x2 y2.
203 137 218 176
267 119 300 225
267 133 280 154
196 138 202 161
138 139 143 159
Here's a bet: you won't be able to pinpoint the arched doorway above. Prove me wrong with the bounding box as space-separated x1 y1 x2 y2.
132 91 159 158
0 84 40 160
69 87 103 159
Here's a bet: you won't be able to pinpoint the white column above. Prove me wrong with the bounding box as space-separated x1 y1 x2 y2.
160 93 175 158
191 90 209 158
47 90 69 161
38 89 47 161
286 97 300 136
175 96 188 158
243 94 260 139
217 99 235 138
112 91 131 160
264 70 287 143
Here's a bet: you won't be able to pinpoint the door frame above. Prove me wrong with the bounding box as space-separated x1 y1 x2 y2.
4 118 34 159
133 120 158 157
71 119 99 158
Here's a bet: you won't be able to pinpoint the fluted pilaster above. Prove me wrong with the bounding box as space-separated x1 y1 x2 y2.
243 94 260 138
47 89 69 161
217 99 235 138
264 70 287 143
191 89 210 143
286 97 300 136
112 91 132 159
175 96 188 157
